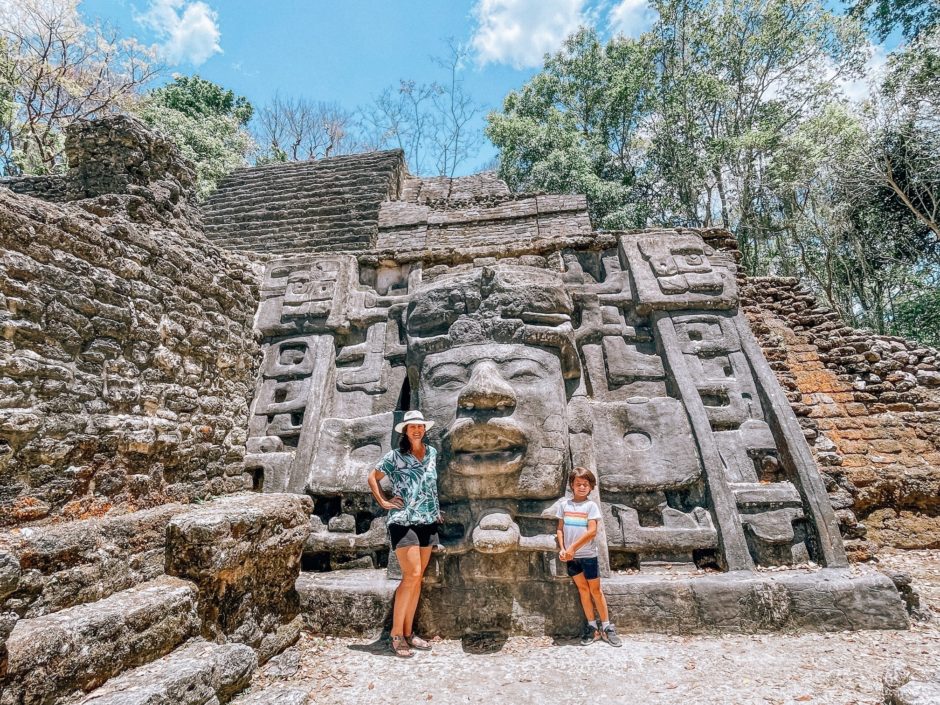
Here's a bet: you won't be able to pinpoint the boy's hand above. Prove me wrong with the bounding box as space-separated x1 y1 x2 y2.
559 549 572 562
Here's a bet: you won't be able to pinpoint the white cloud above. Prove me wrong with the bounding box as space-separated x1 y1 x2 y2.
137 0 222 66
839 43 888 103
471 0 589 69
608 0 656 38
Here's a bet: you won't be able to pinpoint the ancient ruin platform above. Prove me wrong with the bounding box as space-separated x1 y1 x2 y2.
296 567 909 637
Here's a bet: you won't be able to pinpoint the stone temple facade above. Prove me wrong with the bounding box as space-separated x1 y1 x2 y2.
198 137 908 636
0 115 933 702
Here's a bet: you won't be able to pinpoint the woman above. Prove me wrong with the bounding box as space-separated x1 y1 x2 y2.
367 409 440 658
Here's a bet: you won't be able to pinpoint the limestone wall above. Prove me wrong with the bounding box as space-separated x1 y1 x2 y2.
0 184 260 527
741 276 940 555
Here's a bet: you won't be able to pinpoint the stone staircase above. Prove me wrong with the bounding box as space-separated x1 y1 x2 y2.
200 150 405 256
0 493 311 705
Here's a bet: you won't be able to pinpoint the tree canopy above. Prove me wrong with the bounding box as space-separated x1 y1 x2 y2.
134 75 256 199
487 0 940 346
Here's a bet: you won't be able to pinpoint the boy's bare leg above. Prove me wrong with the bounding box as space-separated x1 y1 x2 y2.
587 578 609 622
402 546 433 636
571 573 597 621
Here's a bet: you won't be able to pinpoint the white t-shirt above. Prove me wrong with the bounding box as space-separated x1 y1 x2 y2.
556 498 602 558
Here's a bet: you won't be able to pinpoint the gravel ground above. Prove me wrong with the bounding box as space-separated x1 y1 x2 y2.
247 550 940 705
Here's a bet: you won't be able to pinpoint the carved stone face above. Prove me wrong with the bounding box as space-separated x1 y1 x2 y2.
418 343 569 501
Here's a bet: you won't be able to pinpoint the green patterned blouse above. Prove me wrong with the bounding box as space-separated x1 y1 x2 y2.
377 445 440 526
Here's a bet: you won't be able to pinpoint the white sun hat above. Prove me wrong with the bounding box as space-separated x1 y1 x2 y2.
394 410 435 434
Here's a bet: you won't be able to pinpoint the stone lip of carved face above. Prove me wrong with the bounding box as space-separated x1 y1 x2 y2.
419 343 569 500
448 414 527 476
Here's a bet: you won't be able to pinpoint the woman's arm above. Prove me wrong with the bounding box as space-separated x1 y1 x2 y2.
367 468 403 511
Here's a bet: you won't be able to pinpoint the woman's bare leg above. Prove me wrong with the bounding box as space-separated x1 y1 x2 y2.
402 546 432 636
391 546 430 636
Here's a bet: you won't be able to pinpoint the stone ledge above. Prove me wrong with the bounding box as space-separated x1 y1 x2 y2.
166 493 312 658
296 567 909 638
297 569 398 637
77 639 257 705
230 683 312 705
2 575 198 703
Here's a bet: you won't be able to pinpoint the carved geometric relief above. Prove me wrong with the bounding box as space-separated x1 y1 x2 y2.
310 412 393 494
590 397 701 491
336 322 391 394
256 255 356 335
672 313 762 430
620 232 737 313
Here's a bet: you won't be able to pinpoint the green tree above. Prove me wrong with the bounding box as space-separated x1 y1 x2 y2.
0 0 158 175
486 0 867 252
135 75 256 198
486 28 656 228
848 0 939 41
150 74 253 126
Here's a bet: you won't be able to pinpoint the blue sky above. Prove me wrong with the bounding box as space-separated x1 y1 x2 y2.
79 0 660 173
79 0 884 174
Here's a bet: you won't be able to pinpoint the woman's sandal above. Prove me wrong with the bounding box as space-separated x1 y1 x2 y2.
406 634 432 651
389 635 414 658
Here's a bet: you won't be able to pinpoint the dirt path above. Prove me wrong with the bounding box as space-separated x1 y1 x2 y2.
247 551 940 705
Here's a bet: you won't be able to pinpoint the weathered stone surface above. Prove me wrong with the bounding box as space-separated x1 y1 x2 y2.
739 269 940 553
884 663 940 705
229 683 312 705
200 151 404 256
0 503 190 617
2 576 198 704
296 570 396 636
232 172 894 634
77 640 257 705
298 566 908 636
0 163 259 526
166 493 311 658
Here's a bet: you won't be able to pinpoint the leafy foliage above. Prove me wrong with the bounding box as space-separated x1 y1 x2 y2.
848 0 939 41
150 75 253 126
135 75 256 199
488 1 940 346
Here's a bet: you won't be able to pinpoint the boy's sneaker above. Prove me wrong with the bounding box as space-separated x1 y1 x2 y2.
601 624 622 647
579 623 598 646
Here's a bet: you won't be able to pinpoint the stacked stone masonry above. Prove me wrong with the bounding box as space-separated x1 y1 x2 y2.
0 492 310 703
0 135 260 526
200 151 406 256
740 276 940 555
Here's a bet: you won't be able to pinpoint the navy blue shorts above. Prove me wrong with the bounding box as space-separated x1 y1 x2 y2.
566 556 599 580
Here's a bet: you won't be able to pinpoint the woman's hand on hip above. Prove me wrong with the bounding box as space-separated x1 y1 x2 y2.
379 496 404 511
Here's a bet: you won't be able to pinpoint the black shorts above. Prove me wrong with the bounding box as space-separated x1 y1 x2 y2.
566 556 600 580
388 523 439 551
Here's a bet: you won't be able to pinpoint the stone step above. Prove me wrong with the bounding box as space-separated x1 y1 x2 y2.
296 569 396 636
229 683 312 705
206 226 376 246
206 159 401 198
211 150 401 189
77 639 257 705
207 231 375 252
205 198 380 218
203 211 379 235
1 503 190 618
204 180 389 210
202 186 388 217
3 576 199 704
212 236 374 256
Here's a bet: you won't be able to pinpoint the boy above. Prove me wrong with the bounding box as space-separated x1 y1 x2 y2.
556 467 622 646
